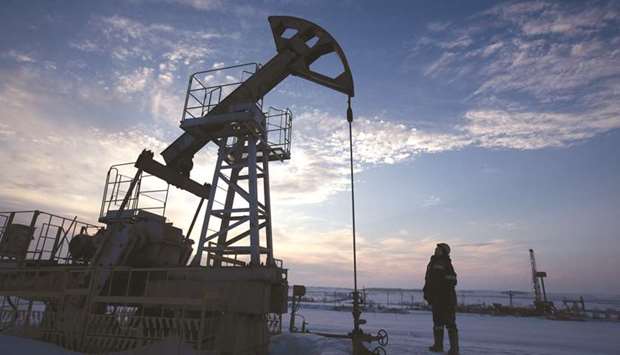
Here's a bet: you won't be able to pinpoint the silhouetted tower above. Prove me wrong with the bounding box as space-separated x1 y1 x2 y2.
529 249 551 312
178 64 293 267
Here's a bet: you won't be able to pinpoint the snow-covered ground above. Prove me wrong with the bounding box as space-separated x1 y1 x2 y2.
274 308 620 355
1 309 619 354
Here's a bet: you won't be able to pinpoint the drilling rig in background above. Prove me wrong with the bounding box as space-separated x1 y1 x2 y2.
0 16 387 355
529 249 554 314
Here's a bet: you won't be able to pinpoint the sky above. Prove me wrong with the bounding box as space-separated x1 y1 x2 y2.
0 0 619 294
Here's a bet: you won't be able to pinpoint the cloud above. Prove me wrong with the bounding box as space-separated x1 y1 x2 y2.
68 39 99 52
270 109 471 204
490 0 619 36
90 14 230 66
273 217 429 287
409 0 620 150
100 15 175 43
419 2 620 99
470 37 620 101
4 50 36 63
0 70 216 234
452 238 528 279
0 78 153 213
163 0 222 11
275 214 528 288
427 21 450 32
64 15 237 125
461 106 620 149
115 67 154 94
272 87 618 204
96 15 229 62
422 195 442 207
0 123 15 138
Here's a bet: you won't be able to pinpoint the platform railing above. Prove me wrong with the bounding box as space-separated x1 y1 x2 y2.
99 163 170 223
0 211 99 264
182 63 261 121
265 106 293 161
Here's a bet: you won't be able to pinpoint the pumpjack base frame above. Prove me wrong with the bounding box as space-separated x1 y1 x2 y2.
0 264 288 354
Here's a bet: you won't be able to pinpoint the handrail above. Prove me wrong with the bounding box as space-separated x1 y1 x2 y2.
181 63 261 122
190 62 260 79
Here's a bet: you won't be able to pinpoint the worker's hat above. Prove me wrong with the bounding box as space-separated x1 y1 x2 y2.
437 243 451 255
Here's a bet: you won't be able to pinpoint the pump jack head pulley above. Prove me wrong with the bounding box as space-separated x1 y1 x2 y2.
268 16 355 97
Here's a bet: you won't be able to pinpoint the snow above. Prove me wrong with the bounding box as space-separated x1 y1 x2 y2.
275 308 620 355
270 333 350 355
2 309 619 354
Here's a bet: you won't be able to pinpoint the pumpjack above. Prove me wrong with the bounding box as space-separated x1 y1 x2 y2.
0 16 385 354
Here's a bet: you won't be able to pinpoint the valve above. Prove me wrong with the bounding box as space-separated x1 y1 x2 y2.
372 346 386 355
377 329 389 346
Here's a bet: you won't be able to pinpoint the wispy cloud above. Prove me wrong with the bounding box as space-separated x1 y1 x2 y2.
427 21 450 32
96 14 230 58
274 218 430 287
490 1 618 36
0 81 165 218
409 0 620 150
422 195 442 207
61 15 240 125
115 67 154 94
4 49 36 63
0 70 217 229
277 217 528 288
160 0 223 11
461 107 620 149
270 110 471 204
0 123 15 138
68 39 99 52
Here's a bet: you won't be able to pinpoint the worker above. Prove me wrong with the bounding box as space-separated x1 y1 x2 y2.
423 242 459 354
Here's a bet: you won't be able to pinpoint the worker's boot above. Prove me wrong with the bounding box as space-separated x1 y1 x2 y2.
448 327 459 355
428 326 444 352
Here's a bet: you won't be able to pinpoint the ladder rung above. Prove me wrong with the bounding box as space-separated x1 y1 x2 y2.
211 208 251 213
237 174 265 180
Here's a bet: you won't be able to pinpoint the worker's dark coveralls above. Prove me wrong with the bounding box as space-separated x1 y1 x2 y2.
423 254 458 329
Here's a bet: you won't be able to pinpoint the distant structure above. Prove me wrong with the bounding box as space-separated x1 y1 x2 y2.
289 285 308 333
503 290 516 307
529 249 554 313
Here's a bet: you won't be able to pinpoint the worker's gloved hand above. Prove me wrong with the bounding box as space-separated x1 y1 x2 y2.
423 288 431 305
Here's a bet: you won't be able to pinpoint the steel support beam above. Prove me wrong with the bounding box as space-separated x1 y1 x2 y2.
247 135 260 265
